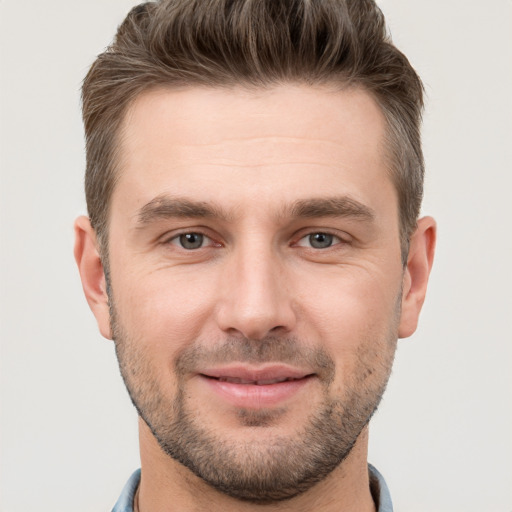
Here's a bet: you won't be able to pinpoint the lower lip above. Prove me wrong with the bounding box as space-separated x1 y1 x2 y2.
199 375 314 408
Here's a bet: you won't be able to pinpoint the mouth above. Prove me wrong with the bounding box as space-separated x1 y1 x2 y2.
212 376 307 385
197 365 315 408
200 364 314 383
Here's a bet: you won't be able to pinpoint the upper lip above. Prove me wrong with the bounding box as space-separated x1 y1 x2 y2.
199 365 314 385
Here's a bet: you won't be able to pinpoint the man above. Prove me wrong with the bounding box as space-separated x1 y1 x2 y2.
74 0 436 510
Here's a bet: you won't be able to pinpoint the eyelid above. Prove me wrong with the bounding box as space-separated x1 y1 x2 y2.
170 233 209 249
158 227 350 249
162 229 222 248
293 229 351 248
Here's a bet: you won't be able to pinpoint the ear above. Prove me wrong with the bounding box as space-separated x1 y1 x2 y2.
74 216 112 340
398 216 437 338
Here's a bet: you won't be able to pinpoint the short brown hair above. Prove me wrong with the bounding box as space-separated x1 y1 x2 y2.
82 0 424 262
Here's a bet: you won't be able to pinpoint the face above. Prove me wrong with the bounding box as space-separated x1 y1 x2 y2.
100 85 406 501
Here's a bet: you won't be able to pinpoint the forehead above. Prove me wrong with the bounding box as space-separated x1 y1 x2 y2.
123 82 384 138
120 84 386 160
113 84 394 219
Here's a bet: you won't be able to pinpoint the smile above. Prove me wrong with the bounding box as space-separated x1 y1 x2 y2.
198 366 315 408
214 376 303 385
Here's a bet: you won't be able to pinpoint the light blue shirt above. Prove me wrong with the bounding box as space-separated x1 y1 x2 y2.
112 464 393 511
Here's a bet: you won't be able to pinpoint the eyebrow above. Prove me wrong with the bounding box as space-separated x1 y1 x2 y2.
137 195 233 225
289 197 375 221
136 194 375 226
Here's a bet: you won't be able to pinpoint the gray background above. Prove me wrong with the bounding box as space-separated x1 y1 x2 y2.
1 1 511 510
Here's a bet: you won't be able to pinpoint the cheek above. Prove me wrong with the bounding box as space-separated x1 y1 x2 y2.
296 267 401 378
111 265 219 351
110 271 217 400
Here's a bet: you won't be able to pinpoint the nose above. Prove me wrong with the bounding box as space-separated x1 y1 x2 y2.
215 242 297 340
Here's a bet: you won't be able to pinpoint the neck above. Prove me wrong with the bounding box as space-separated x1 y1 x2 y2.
136 418 376 512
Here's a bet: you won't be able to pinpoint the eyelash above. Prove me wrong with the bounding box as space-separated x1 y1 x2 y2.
164 230 347 251
294 232 344 249
166 232 219 250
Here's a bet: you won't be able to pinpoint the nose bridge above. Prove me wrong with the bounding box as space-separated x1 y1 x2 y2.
216 234 295 339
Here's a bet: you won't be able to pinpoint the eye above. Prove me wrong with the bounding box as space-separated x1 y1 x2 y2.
170 232 210 250
296 232 342 249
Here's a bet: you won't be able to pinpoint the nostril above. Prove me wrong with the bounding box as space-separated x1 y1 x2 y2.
270 325 288 333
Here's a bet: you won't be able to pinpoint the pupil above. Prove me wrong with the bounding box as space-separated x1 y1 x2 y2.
180 233 203 249
310 233 333 249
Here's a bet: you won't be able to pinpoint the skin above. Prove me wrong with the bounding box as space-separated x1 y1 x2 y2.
75 84 436 512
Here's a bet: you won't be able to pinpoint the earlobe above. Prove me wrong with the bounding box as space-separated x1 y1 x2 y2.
74 216 113 340
398 216 437 339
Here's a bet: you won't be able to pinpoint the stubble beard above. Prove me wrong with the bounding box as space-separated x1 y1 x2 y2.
110 300 398 503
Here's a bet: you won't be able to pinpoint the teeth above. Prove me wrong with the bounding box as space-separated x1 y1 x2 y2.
256 377 290 385
217 377 296 385
218 377 254 384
